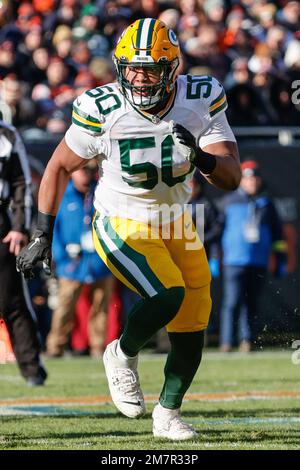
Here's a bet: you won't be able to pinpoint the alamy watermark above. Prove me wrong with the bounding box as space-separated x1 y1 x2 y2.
96 202 205 250
291 340 300 365
291 81 300 105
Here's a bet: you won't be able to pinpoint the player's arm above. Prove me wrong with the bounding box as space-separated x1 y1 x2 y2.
38 137 88 216
16 139 89 278
16 90 105 278
171 77 241 190
200 139 240 190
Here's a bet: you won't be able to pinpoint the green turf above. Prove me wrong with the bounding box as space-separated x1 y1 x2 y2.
0 351 299 450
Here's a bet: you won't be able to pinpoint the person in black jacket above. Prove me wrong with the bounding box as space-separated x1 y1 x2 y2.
0 117 47 386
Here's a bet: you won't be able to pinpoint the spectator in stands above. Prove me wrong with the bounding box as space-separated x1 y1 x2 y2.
69 40 92 73
203 0 226 29
46 109 69 135
224 57 250 89
72 3 101 44
185 25 230 81
46 164 114 358
0 0 11 29
88 57 115 86
256 3 277 38
42 0 79 37
15 3 41 37
73 70 96 97
220 8 245 54
226 82 273 126
52 25 73 61
31 83 55 129
0 38 24 79
219 160 284 352
226 27 255 63
276 0 300 32
31 47 50 84
0 74 36 128
158 9 180 30
46 57 72 98
21 42 49 87
18 24 43 61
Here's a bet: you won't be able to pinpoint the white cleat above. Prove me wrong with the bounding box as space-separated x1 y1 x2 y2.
152 403 198 441
103 339 145 418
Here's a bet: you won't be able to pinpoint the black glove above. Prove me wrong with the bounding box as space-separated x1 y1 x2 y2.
170 121 216 174
170 121 197 160
16 230 52 279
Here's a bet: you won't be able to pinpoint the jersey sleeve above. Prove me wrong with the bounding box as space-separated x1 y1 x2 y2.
206 77 228 122
199 112 236 148
65 92 106 159
71 92 105 135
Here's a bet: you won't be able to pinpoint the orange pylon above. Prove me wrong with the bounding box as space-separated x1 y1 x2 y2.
0 319 16 364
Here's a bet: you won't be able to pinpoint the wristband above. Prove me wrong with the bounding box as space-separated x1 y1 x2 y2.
37 211 56 240
192 148 217 175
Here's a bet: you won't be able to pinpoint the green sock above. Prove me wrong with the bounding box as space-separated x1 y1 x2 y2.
120 286 185 357
159 330 204 409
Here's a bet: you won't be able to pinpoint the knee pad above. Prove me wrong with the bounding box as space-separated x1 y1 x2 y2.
166 284 211 333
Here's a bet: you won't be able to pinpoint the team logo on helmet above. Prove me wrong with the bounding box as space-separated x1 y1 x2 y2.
168 29 179 46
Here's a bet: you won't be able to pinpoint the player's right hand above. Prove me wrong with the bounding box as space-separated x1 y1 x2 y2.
16 230 52 279
169 120 197 162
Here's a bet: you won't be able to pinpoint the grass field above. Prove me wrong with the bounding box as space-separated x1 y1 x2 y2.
0 350 300 450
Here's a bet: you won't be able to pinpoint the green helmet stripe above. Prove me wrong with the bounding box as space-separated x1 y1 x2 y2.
135 18 145 55
146 18 156 56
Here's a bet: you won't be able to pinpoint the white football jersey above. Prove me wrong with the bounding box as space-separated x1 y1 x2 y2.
65 75 235 225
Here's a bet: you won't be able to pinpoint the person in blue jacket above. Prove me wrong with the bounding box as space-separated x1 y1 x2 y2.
219 160 283 352
46 163 113 357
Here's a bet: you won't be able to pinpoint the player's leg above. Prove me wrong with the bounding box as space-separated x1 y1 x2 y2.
93 213 185 418
93 213 185 353
153 211 211 440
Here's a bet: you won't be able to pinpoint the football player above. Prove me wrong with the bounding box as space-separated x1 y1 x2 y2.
17 18 241 440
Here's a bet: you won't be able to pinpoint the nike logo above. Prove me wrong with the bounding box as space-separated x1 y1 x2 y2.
76 99 81 106
121 400 142 407
184 223 191 229
28 238 41 250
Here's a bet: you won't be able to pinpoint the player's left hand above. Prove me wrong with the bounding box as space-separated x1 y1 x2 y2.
169 120 197 161
16 230 52 279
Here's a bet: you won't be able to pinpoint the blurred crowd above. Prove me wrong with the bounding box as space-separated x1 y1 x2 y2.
0 0 300 130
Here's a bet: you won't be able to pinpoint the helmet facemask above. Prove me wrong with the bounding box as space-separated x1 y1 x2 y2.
115 59 179 110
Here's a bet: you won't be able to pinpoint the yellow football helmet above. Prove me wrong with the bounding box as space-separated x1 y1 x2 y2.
114 18 180 110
